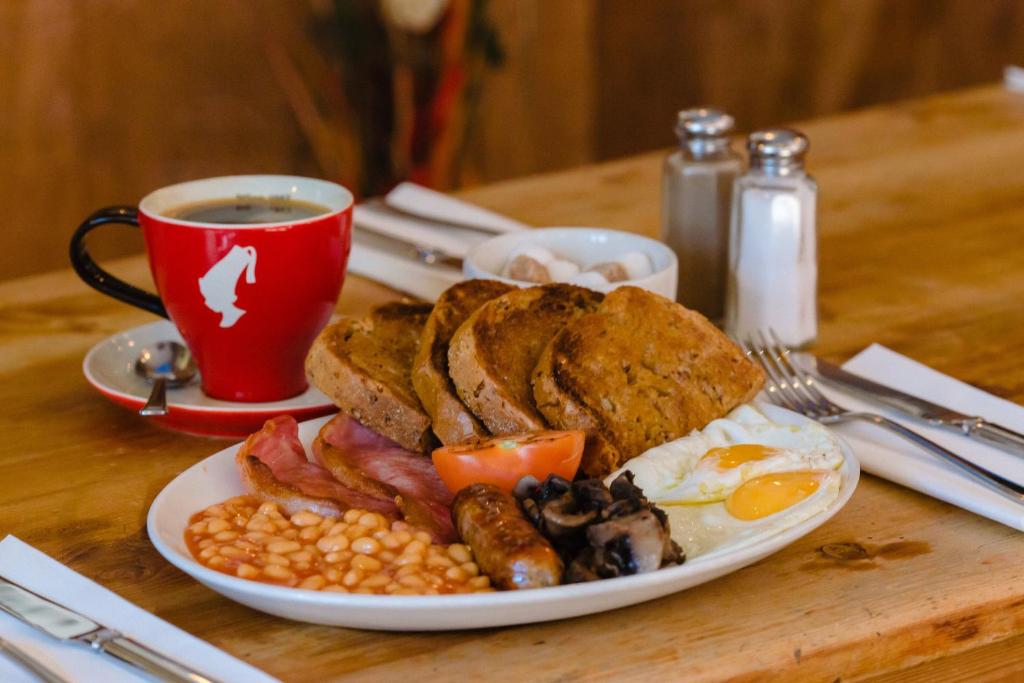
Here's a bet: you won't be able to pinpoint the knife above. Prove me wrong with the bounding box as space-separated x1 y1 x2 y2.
0 577 217 683
352 224 464 270
0 636 69 683
797 352 1024 457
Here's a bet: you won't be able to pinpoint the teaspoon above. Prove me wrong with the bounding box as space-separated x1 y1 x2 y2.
134 341 197 416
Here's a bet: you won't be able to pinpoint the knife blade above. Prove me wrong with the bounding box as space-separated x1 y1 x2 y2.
0 636 70 683
796 352 1024 458
352 223 464 270
0 577 217 683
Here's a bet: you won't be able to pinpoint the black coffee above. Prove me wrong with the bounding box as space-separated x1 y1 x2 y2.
168 196 331 224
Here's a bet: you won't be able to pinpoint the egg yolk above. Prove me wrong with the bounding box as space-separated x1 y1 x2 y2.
725 470 825 520
701 444 778 469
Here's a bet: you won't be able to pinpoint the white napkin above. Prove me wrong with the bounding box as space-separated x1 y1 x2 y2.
349 229 463 301
0 536 277 683
385 182 528 234
818 344 1024 530
346 184 527 301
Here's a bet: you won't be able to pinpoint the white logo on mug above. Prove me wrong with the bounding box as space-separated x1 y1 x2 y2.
198 245 257 328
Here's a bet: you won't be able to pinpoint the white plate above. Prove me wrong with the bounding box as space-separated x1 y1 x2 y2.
147 404 859 631
84 320 336 438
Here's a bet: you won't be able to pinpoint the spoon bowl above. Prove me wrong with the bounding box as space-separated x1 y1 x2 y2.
134 341 197 416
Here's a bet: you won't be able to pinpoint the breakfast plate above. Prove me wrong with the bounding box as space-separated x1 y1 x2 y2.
84 320 336 438
147 403 859 631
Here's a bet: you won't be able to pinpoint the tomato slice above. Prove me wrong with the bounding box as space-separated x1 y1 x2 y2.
432 431 585 494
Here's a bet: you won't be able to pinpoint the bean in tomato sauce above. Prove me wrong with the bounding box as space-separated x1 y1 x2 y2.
185 496 492 595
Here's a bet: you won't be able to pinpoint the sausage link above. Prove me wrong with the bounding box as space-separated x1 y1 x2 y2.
452 484 562 589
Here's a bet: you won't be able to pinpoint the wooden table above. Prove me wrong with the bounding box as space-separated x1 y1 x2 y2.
3 84 1024 682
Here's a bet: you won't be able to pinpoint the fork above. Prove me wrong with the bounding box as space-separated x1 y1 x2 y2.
742 330 1024 504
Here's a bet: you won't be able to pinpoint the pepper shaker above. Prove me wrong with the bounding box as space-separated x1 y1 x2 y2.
661 108 742 319
725 129 818 348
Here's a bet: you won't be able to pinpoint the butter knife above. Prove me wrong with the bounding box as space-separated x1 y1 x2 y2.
352 225 463 270
797 353 1024 457
0 577 217 683
0 636 69 683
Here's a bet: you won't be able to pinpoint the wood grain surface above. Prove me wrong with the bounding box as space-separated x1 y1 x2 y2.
2 85 1024 682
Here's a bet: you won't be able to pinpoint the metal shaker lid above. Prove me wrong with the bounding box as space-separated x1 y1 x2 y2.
747 129 809 160
675 108 735 139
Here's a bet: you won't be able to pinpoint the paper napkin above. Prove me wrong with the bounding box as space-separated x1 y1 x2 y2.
0 536 277 683
819 344 1024 531
385 182 528 235
346 184 526 301
349 228 463 301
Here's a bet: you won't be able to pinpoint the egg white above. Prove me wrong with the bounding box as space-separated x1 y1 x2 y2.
607 404 844 504
663 469 841 559
602 403 846 559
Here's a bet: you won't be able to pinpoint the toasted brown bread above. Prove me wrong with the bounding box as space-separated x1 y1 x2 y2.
448 283 604 435
412 279 516 445
532 286 765 477
306 302 436 453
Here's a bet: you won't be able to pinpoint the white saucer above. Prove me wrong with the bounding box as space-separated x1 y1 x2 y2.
83 320 336 438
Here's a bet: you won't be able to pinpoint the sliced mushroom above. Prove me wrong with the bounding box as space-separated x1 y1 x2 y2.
570 479 614 512
586 509 667 574
515 471 684 583
540 495 598 537
513 475 541 499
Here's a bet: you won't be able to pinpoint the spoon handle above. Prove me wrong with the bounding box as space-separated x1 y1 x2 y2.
139 377 169 416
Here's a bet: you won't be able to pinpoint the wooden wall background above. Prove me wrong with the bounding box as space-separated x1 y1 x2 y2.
2 0 1023 281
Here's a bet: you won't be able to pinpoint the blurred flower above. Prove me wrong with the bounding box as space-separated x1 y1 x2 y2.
268 0 501 196
380 0 450 34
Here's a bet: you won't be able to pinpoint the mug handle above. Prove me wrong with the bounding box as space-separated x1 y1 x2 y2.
69 206 168 318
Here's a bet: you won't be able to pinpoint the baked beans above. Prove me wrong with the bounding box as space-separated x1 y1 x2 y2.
185 496 493 595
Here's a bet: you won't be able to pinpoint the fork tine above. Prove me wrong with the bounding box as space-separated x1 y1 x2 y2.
742 337 810 415
757 330 823 415
739 340 787 410
765 329 838 415
750 332 819 416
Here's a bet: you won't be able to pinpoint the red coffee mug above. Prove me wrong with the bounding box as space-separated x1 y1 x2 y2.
70 175 353 402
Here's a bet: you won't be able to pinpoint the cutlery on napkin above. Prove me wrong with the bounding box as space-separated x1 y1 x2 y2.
347 183 527 300
809 344 1024 531
0 536 277 683
803 354 1024 456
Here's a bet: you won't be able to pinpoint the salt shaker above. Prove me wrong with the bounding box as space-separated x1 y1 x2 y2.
725 129 818 348
661 108 742 319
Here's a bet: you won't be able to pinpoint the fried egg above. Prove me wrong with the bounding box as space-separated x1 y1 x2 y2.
663 469 841 558
607 404 844 504
605 403 845 559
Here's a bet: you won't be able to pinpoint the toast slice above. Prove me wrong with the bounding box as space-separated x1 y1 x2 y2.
532 286 765 477
306 301 436 453
412 279 516 445
448 283 603 435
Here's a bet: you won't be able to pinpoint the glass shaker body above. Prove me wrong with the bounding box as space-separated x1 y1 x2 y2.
661 122 741 320
725 167 818 348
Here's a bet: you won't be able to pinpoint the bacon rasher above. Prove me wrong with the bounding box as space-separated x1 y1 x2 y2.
236 415 398 518
313 414 456 543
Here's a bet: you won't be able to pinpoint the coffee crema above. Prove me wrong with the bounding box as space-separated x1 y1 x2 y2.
167 197 331 224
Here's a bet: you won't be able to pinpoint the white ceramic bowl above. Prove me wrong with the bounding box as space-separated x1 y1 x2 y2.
463 227 678 299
